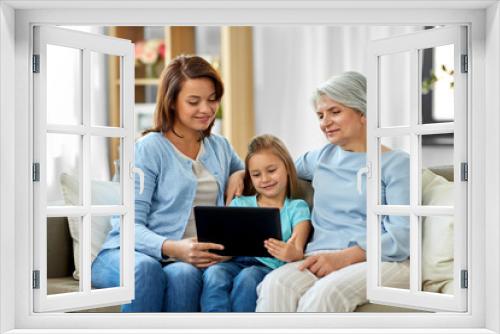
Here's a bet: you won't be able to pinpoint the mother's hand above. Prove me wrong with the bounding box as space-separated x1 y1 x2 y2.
162 238 227 268
299 246 366 278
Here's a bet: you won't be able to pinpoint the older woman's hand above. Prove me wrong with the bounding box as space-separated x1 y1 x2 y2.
299 246 366 278
225 170 245 205
298 253 348 278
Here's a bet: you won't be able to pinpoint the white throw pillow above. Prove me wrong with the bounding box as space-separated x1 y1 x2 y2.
421 168 454 294
60 173 120 280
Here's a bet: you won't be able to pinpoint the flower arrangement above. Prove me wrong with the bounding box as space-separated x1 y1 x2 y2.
134 39 166 77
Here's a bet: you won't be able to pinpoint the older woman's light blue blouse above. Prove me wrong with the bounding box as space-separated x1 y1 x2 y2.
295 144 410 262
101 132 244 261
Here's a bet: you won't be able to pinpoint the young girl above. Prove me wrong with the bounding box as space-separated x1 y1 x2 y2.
200 134 311 312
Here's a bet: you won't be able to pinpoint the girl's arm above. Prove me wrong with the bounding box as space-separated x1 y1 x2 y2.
287 220 311 255
264 220 311 262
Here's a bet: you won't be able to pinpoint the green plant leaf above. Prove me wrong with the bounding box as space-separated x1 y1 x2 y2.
216 104 223 119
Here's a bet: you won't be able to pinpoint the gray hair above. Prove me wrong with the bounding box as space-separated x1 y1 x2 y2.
313 71 367 115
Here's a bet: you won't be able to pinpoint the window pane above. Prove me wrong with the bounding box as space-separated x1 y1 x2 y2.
90 52 121 128
47 44 82 126
91 215 120 290
378 215 410 290
47 133 82 206
421 216 454 295
378 136 410 206
420 134 454 206
420 44 455 124
47 216 81 295
90 136 122 205
379 51 411 128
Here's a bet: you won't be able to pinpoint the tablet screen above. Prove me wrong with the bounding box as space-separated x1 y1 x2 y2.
194 206 282 257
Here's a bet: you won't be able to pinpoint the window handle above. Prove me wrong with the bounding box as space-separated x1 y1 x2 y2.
356 164 370 195
130 164 145 195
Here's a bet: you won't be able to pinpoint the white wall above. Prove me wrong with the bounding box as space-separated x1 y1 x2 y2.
252 25 454 161
485 3 500 332
0 3 16 332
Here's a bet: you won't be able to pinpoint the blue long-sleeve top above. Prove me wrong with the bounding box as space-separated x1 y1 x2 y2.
296 144 410 262
101 132 244 261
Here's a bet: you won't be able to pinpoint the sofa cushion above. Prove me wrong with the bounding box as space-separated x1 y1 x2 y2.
60 173 120 280
47 216 74 278
355 302 426 312
421 168 454 294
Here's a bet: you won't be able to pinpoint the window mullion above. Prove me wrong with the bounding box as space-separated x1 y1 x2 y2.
46 206 128 217
365 52 380 297
409 49 420 294
46 124 85 135
414 122 454 135
81 48 92 294
121 46 135 293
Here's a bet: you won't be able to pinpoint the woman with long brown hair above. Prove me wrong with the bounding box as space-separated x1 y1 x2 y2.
92 55 244 312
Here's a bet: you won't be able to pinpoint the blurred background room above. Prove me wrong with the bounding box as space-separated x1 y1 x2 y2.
47 25 455 207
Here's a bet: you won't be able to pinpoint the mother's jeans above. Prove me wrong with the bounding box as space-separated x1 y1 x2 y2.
91 248 202 312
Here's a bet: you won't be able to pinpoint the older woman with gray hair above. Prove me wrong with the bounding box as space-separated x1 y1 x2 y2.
255 71 411 312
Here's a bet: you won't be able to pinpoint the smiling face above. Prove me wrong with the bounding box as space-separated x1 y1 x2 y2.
173 77 219 136
315 94 367 151
248 150 289 202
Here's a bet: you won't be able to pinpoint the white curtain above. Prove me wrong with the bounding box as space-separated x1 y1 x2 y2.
253 25 422 158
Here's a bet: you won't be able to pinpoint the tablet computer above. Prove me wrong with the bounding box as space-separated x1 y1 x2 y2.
194 206 282 257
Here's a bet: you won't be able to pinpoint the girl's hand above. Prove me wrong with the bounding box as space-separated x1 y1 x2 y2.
264 238 304 262
162 238 227 268
225 170 245 205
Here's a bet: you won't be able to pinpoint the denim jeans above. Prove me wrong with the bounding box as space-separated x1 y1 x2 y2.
91 248 203 312
200 257 272 312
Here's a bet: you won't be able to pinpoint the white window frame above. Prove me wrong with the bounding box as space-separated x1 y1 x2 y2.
365 26 468 312
32 25 136 312
0 1 499 333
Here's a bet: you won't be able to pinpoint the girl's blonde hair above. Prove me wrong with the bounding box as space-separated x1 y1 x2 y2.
243 134 299 198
